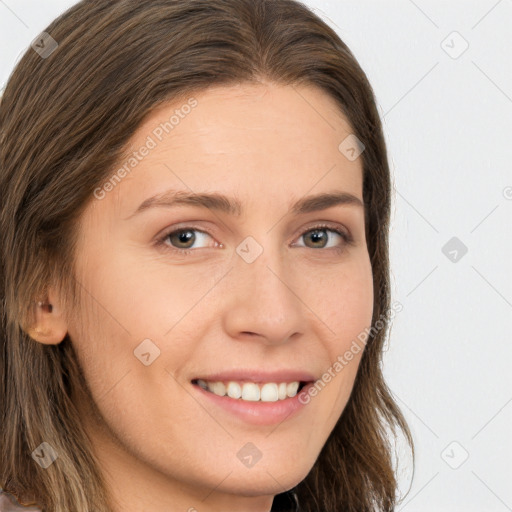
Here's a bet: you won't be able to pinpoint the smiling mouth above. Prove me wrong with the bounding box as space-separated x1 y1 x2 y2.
191 379 310 402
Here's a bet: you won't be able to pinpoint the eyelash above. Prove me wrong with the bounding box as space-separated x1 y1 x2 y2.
155 223 354 257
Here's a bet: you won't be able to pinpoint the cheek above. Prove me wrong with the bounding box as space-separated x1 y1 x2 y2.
316 254 374 344
306 255 373 422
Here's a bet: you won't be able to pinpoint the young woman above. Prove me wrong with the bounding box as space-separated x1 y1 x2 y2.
0 0 414 510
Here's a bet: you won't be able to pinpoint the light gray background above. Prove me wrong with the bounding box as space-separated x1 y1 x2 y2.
1 1 511 510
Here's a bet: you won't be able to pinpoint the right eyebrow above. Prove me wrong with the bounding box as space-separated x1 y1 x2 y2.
124 188 364 220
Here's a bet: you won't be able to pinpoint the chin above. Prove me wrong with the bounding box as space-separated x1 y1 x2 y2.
221 462 312 496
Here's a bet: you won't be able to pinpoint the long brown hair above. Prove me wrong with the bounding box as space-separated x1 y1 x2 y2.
0 0 414 510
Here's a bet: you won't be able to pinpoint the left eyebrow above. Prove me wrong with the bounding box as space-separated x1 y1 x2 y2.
123 189 364 220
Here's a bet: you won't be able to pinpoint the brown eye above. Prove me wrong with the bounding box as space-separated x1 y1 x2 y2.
156 223 352 257
296 225 351 251
158 227 218 254
303 229 330 249
167 229 197 249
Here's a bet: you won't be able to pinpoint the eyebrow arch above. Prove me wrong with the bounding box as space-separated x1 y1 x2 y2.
124 189 364 220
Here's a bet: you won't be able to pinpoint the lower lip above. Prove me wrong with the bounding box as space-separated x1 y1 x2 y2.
192 382 314 426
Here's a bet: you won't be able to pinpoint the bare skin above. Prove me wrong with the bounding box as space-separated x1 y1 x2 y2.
32 81 373 512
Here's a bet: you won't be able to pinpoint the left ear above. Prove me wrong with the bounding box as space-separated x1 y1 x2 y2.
25 287 68 345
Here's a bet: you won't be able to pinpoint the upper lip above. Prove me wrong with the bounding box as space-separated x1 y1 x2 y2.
192 369 317 384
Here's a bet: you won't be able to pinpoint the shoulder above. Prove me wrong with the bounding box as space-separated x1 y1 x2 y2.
0 488 42 511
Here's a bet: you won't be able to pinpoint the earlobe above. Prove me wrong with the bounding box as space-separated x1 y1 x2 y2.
25 291 69 345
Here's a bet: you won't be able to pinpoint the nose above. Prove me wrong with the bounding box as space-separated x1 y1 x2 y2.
221 243 308 346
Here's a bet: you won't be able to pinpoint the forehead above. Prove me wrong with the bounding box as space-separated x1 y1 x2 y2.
143 81 356 151
95 82 364 219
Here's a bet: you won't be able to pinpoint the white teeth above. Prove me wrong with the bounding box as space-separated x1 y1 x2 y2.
209 381 226 396
241 382 260 401
226 381 242 399
286 381 299 397
260 383 279 402
196 379 304 402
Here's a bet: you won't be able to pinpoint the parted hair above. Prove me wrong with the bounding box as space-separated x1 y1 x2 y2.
0 0 414 510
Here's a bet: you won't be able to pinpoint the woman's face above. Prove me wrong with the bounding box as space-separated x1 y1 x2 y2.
65 82 373 511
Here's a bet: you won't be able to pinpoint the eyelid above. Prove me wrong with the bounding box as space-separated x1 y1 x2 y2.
155 222 217 245
155 220 353 254
292 221 351 241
